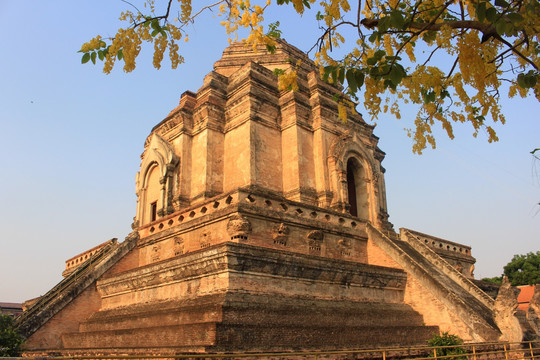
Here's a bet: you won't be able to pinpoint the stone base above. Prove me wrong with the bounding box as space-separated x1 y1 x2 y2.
56 242 437 354
60 294 436 353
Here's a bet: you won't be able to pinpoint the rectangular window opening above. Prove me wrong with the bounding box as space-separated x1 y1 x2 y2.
150 201 158 222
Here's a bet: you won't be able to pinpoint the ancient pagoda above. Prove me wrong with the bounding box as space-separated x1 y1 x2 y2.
18 41 507 356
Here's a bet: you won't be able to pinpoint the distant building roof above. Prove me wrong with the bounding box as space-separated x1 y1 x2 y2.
0 302 23 316
517 285 536 311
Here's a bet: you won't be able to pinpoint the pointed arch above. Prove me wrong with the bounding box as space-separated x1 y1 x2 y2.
135 134 179 226
328 132 384 226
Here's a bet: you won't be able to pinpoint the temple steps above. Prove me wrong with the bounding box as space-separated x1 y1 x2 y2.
367 224 501 341
64 293 437 350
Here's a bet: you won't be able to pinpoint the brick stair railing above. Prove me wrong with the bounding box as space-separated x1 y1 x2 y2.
15 232 139 338
400 228 495 308
366 223 501 341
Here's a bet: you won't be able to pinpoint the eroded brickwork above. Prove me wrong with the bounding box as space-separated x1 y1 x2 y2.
21 41 515 356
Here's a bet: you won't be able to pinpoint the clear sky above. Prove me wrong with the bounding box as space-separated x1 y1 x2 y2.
0 1 538 303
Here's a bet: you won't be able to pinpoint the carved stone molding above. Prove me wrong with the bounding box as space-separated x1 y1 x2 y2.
337 238 352 256
131 218 139 230
151 244 161 263
272 223 290 246
174 236 184 256
227 214 252 241
200 231 212 248
328 130 353 165
307 230 324 253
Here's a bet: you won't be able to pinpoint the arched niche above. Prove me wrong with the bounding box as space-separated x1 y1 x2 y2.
142 162 161 224
346 157 369 220
328 132 383 226
135 134 179 227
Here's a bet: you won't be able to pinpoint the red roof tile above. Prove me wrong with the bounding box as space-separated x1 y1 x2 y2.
517 285 536 311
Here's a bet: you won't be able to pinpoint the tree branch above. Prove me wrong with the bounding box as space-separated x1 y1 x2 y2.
361 16 538 70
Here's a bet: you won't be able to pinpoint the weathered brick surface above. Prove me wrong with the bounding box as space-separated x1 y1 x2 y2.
21 41 508 356
25 285 102 350
366 224 501 342
58 243 435 352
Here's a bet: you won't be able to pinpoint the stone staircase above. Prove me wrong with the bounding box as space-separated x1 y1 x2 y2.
16 232 139 338
62 292 438 352
59 241 439 353
367 224 501 341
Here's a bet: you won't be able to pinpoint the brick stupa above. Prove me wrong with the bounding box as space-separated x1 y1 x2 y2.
18 41 503 356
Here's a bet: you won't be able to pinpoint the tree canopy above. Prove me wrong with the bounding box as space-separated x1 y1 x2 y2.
80 0 539 153
503 251 540 286
0 314 24 357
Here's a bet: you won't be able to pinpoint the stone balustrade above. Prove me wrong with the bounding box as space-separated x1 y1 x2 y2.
406 229 472 256
137 189 364 239
63 239 116 277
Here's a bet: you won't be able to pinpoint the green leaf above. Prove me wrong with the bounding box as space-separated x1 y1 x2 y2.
525 73 538 87
331 68 338 84
422 89 436 103
81 53 91 64
322 65 335 83
495 20 509 35
90 51 97 64
338 66 345 84
374 49 386 61
506 12 524 24
355 71 365 88
390 10 405 29
151 29 159 37
423 31 437 42
367 57 377 66
322 66 332 82
476 2 487 22
369 66 380 77
485 7 497 22
346 69 358 93
117 48 124 61
369 31 379 43
273 68 285 76
389 65 405 86
504 21 515 35
383 79 394 90
98 50 104 61
495 0 509 7
267 21 282 39
378 16 391 32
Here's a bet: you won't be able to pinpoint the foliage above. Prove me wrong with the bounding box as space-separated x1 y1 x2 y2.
481 276 503 284
0 315 24 357
427 332 467 359
503 251 540 286
80 0 539 153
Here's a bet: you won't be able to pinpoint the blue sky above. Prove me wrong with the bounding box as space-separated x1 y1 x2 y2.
0 1 538 303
